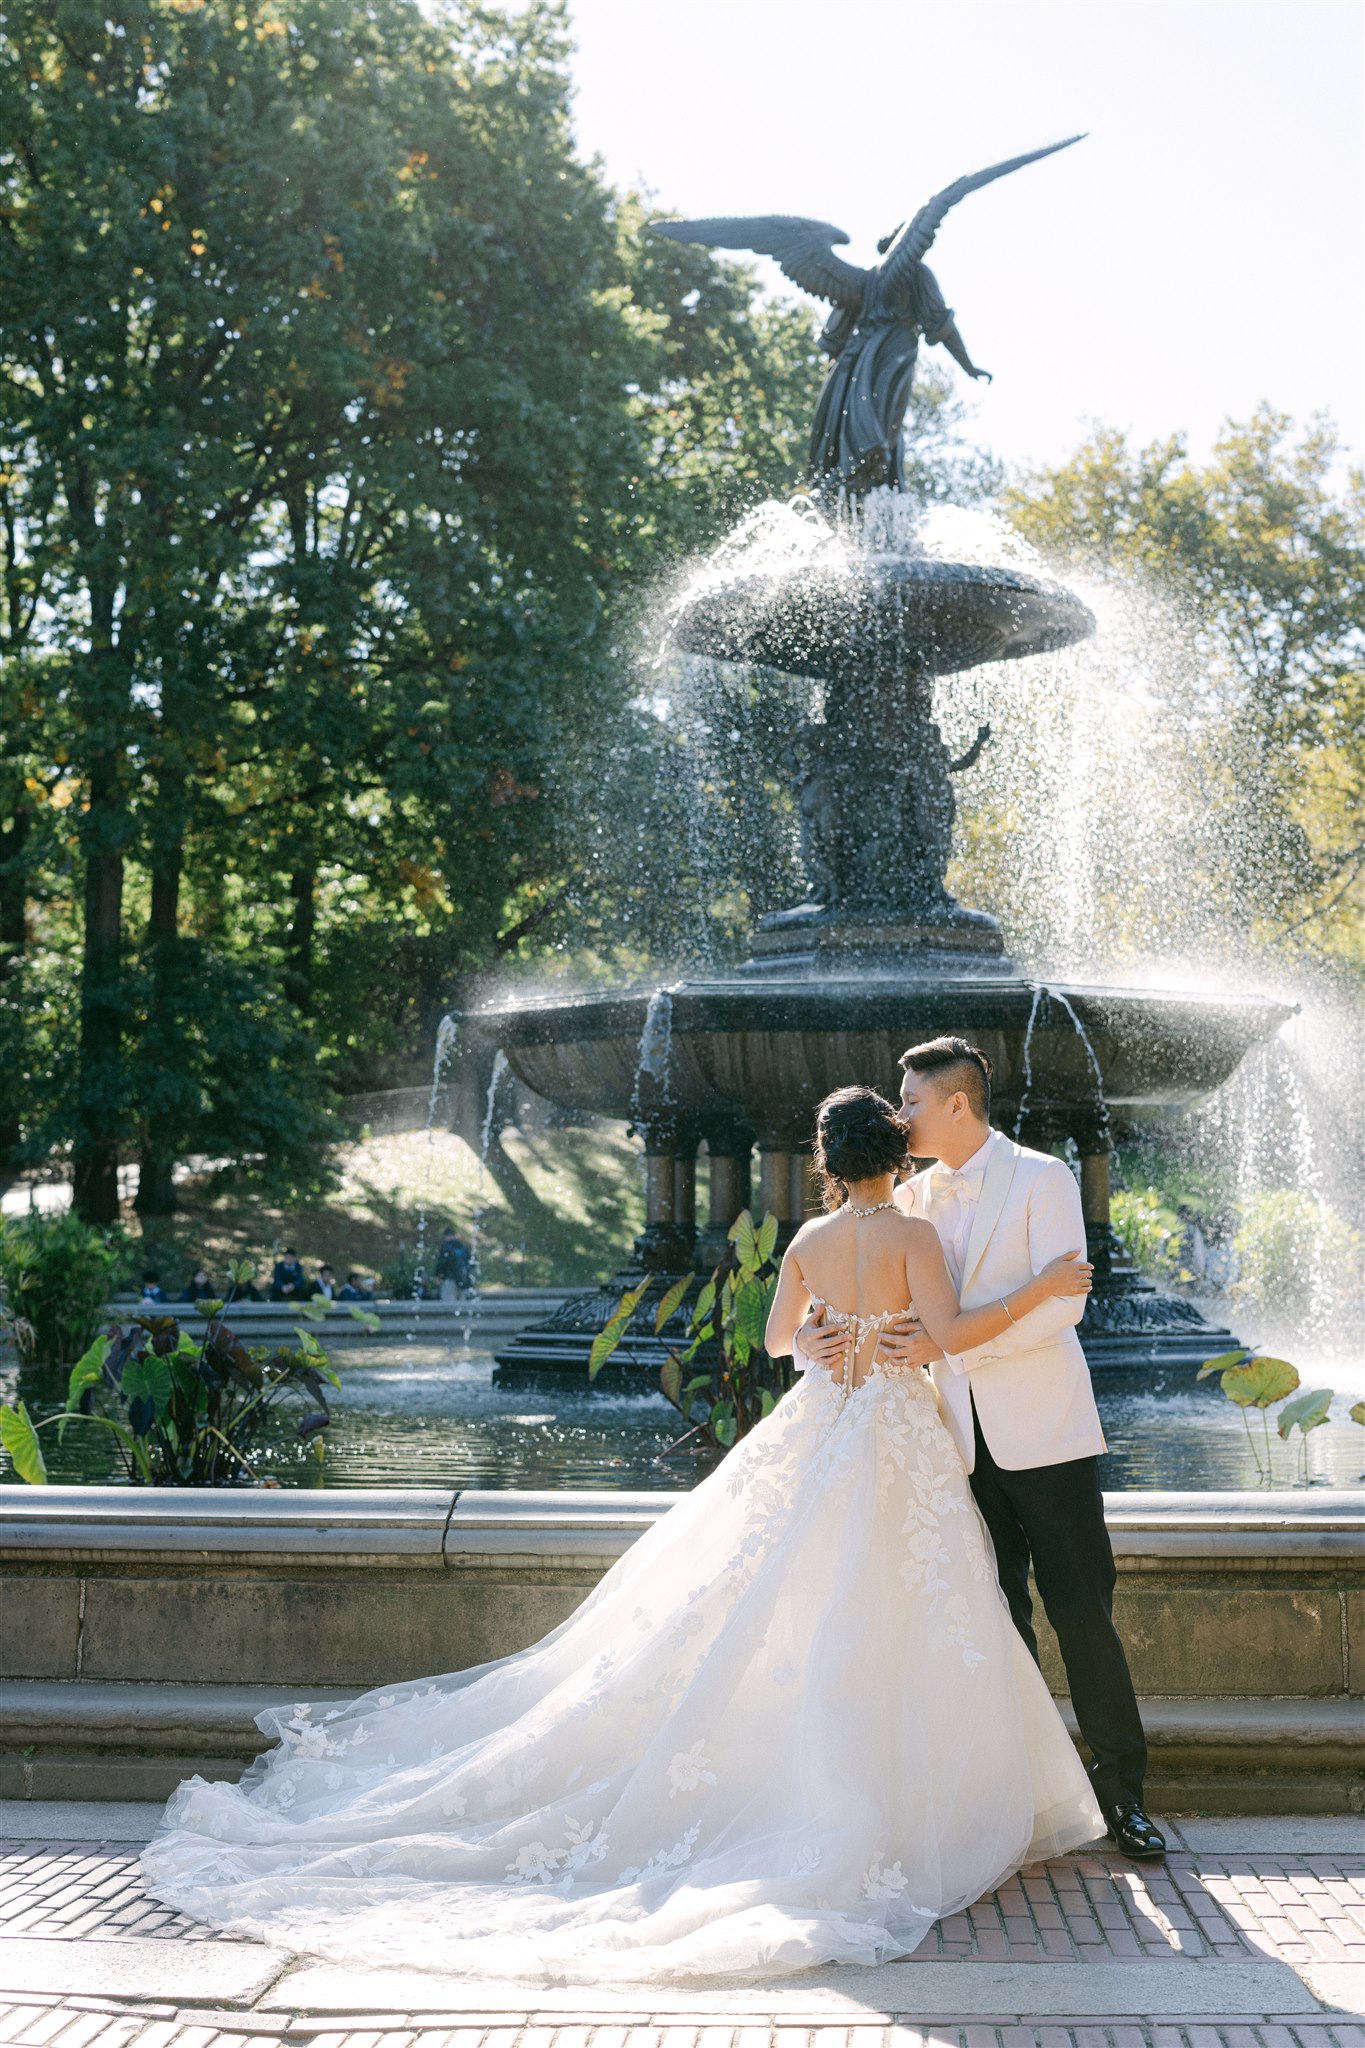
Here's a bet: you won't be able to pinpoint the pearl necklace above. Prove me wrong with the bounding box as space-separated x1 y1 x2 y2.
846 1199 896 1218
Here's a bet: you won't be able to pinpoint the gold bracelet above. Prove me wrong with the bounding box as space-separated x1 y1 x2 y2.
999 1296 1017 1324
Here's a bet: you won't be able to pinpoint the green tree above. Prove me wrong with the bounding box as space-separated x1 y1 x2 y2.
0 0 670 1210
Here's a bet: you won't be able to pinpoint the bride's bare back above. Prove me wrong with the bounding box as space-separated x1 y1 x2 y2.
782 1208 932 1391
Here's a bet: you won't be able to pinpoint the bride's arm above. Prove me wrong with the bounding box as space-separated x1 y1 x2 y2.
764 1243 813 1360
902 1218 1090 1353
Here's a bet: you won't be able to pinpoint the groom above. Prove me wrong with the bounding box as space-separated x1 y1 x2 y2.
795 1035 1165 1859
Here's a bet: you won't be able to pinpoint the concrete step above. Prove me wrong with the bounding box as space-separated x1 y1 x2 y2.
3 1679 1360 1810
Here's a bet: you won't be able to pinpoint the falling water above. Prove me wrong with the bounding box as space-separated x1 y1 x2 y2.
631 989 674 1120
409 1012 459 1324
467 1050 511 1295
1047 987 1113 1150
1013 984 1046 1140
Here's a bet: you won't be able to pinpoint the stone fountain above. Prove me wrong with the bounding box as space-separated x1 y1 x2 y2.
476 139 1293 1380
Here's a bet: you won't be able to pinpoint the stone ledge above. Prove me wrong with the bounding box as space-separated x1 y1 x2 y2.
2 1682 1359 1810
2 1486 1359 1570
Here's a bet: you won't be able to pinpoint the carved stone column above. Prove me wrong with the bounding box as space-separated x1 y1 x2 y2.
632 1114 695 1271
697 1117 755 1268
756 1126 805 1251
791 1149 821 1222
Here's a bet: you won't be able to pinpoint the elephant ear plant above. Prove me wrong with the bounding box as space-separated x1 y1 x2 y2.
0 1263 376 1486
590 1209 791 1453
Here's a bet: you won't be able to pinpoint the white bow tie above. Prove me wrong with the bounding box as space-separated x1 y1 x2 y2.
934 1166 984 1199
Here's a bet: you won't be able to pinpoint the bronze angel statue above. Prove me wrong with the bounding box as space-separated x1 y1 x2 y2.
650 136 1084 497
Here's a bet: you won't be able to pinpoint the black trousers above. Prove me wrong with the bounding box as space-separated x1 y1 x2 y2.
969 1402 1148 1808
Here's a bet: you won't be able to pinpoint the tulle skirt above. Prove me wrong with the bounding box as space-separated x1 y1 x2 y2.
142 1363 1101 1982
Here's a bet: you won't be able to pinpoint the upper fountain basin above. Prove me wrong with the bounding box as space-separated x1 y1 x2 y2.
669 552 1096 682
476 975 1294 1149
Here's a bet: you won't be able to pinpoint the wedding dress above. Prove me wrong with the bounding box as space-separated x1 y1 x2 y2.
142 1310 1103 1984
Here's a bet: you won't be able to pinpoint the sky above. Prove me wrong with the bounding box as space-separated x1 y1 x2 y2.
565 0 1364 477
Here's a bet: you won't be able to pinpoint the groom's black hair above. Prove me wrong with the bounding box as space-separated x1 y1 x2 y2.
898 1036 993 1121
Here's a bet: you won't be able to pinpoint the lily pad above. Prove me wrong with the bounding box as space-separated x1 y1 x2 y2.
1219 1354 1299 1408
1196 1348 1249 1380
1277 1387 1333 1439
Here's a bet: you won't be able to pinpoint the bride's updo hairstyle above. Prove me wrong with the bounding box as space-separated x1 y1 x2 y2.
812 1086 910 1210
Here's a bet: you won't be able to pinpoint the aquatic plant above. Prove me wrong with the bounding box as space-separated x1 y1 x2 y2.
0 1211 124 1367
1195 1346 1337 1486
589 1209 791 1452
0 1265 378 1485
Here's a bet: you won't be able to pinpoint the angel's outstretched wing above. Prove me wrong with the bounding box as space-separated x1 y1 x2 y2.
880 135 1086 290
648 216 868 308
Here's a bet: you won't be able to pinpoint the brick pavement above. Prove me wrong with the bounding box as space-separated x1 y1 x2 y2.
0 1818 1361 2048
3 1841 1361 1969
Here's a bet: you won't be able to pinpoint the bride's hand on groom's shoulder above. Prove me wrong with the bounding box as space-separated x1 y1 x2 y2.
876 1317 943 1369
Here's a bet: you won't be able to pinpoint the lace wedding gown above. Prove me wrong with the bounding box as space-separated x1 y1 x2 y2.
142 1319 1102 1984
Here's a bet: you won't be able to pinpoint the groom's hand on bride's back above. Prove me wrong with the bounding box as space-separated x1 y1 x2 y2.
875 1317 944 1369
795 1305 847 1371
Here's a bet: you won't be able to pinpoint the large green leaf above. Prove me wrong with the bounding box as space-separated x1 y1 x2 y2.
659 1353 683 1408
1219 1355 1299 1408
1196 1348 1249 1380
654 1274 693 1334
1277 1387 1333 1438
1351 1402 1365 1426
692 1277 716 1328
0 1403 48 1484
66 1335 110 1412
728 1209 758 1270
347 1306 382 1334
122 1353 174 1416
588 1280 649 1381
733 1273 769 1349
755 1212 779 1266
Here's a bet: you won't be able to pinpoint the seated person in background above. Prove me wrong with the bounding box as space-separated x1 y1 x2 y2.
140 1269 168 1304
337 1271 374 1302
435 1227 474 1301
315 1263 337 1301
179 1265 214 1305
271 1247 307 1302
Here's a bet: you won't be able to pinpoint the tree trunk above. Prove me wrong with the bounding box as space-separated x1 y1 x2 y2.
134 814 184 1217
0 804 30 1188
73 757 125 1225
284 859 317 1015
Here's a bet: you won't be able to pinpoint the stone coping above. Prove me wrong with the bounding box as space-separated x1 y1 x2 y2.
0 1485 1361 1568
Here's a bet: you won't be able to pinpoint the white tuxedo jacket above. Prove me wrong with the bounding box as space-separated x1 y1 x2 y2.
896 1132 1106 1474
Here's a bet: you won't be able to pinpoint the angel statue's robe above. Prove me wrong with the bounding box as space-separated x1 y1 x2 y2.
810 262 955 494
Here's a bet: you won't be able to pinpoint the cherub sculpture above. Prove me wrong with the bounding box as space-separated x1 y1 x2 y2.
651 136 1083 497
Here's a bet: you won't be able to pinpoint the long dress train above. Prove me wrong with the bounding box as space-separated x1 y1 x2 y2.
141 1336 1102 1984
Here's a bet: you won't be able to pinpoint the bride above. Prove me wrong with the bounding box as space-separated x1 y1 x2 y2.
142 1085 1102 1984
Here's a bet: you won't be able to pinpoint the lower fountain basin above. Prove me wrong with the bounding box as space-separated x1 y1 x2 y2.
670 552 1096 681
478 974 1294 1144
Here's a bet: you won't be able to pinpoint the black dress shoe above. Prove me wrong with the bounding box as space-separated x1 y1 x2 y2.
1102 1800 1167 1858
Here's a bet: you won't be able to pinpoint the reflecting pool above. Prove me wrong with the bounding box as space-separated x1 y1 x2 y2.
3 1346 1362 1492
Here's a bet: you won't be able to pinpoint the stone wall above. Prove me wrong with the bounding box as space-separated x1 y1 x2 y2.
1 1488 1361 1809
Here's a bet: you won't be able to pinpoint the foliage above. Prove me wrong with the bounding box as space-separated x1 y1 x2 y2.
1195 1345 1337 1484
1231 1190 1363 1335
0 1261 362 1484
0 1212 124 1365
1005 413 1365 966
0 0 845 1218
1111 1188 1187 1285
591 1209 791 1451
